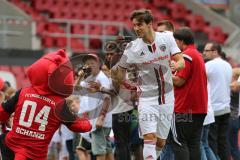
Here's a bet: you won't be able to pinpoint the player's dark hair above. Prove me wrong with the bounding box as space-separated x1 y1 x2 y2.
157 20 174 31
173 27 194 45
130 9 153 24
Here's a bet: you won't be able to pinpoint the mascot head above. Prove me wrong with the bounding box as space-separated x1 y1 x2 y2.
27 49 74 97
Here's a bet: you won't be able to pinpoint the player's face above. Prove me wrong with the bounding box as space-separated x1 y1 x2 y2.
132 18 151 38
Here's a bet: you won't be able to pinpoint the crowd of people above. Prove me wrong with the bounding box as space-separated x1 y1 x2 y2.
0 8 240 160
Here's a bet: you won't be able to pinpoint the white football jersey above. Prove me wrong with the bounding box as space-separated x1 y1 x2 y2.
118 31 180 104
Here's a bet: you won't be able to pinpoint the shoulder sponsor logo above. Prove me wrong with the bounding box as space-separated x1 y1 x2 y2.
159 44 166 52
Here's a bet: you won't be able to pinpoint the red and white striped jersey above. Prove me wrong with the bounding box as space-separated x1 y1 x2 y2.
119 31 180 105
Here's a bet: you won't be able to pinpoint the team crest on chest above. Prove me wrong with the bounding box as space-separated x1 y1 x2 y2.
159 44 166 52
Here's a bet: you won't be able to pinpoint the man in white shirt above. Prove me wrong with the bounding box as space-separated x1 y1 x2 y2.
77 54 113 160
203 41 232 160
112 9 185 160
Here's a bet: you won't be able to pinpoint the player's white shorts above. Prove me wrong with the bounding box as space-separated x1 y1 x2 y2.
138 102 174 139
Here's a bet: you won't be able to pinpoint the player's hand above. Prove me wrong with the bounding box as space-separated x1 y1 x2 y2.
96 116 104 129
170 60 177 72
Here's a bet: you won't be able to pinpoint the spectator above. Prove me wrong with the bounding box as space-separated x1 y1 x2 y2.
157 20 174 32
76 133 92 160
203 41 232 160
48 129 61 160
171 27 208 160
200 83 217 160
67 95 94 160
60 125 75 160
229 67 240 160
77 53 114 160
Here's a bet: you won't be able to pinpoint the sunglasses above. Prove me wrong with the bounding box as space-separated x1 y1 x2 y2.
203 49 215 52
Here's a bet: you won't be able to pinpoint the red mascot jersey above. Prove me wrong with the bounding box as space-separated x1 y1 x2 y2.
0 49 92 160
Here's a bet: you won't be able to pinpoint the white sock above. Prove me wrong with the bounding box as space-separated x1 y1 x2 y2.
156 147 162 159
143 140 157 160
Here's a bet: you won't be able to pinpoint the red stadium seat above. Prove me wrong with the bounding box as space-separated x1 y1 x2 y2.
107 26 118 35
9 0 228 50
56 37 67 48
135 1 149 9
0 65 11 72
42 37 55 48
102 1 114 9
89 39 102 50
89 25 102 35
204 26 226 44
71 38 85 50
10 66 23 76
112 2 125 11
20 78 31 88
168 3 189 20
23 66 29 76
186 14 206 32
153 0 172 9
91 10 104 20
33 0 52 11
36 22 47 34
71 24 85 34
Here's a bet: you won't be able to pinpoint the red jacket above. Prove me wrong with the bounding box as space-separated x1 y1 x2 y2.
174 45 208 114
